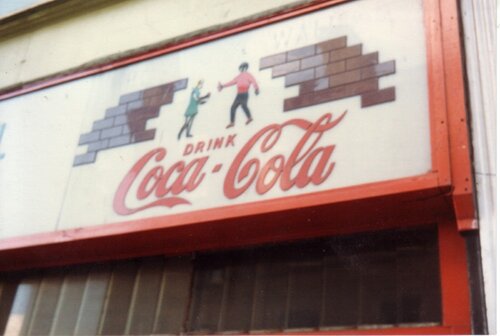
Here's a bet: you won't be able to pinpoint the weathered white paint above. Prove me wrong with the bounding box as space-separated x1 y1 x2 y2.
460 0 496 333
0 0 308 91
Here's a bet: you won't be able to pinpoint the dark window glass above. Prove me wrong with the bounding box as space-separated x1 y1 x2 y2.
188 226 442 333
0 225 441 335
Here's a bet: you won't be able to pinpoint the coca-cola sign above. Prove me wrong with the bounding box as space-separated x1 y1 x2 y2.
114 112 346 215
0 0 432 238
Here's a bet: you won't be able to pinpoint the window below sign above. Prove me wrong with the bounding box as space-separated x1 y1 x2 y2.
0 225 441 335
188 225 442 333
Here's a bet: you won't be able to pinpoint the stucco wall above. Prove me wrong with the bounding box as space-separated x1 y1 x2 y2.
0 0 309 91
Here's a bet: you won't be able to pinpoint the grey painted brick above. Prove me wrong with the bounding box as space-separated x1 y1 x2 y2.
122 125 131 134
109 135 131 148
114 114 128 126
73 152 97 166
313 77 329 91
93 118 114 130
87 139 109 152
78 131 100 145
119 91 143 105
174 78 188 91
287 45 316 61
285 68 315 87
105 105 127 118
127 100 143 111
101 126 123 139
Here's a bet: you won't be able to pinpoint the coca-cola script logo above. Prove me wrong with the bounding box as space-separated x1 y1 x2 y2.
113 111 347 215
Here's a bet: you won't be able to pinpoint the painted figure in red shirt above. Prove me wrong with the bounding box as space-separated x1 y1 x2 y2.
218 62 260 129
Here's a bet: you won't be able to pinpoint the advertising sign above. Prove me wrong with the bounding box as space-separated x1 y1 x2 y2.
0 0 430 238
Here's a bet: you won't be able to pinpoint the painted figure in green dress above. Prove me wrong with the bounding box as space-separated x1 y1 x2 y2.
178 80 210 139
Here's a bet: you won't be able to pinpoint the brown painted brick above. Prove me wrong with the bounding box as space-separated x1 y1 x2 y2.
287 45 316 61
127 107 160 122
340 78 379 97
143 95 163 107
143 92 173 107
316 36 347 53
285 68 315 87
260 53 287 69
284 78 378 111
272 61 300 78
330 44 362 62
330 69 361 87
346 52 379 70
361 87 396 107
127 118 147 133
362 60 396 79
133 129 156 143
300 78 329 95
315 61 345 78
300 53 329 70
143 84 173 98
284 95 313 111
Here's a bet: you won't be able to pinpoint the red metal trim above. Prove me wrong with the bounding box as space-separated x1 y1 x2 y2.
0 186 454 271
423 0 452 186
0 172 443 252
438 219 472 332
271 326 453 335
438 0 477 231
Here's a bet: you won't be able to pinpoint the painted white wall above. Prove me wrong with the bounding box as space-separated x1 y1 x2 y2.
460 0 496 333
0 0 307 91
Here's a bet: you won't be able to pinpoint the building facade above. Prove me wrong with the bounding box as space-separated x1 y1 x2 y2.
0 0 495 334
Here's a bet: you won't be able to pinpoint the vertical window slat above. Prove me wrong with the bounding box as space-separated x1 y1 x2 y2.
188 262 225 333
49 267 89 335
287 263 323 329
74 264 111 336
153 256 193 335
26 270 65 336
4 278 40 336
251 261 288 331
219 262 256 332
98 261 138 335
0 279 19 334
126 257 164 335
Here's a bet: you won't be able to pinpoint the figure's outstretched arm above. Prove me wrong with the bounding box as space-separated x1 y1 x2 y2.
218 77 237 91
198 92 211 104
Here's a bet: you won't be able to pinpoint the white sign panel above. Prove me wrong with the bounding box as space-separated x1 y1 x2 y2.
0 0 431 238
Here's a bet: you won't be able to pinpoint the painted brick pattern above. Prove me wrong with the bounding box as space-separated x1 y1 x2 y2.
260 36 396 112
74 78 188 166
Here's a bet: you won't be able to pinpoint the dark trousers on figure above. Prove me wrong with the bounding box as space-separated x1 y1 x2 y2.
230 93 251 123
